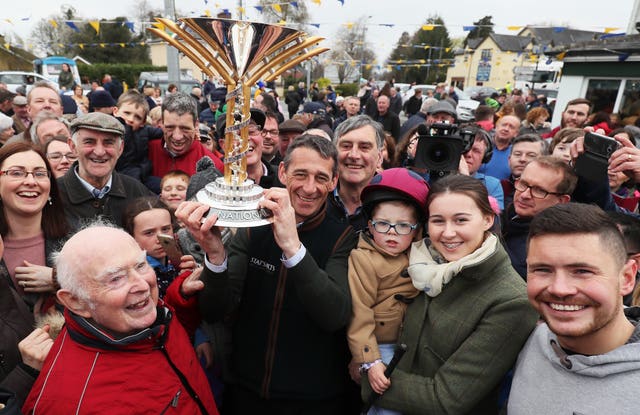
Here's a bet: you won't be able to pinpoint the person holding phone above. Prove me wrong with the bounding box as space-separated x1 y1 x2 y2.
122 196 196 298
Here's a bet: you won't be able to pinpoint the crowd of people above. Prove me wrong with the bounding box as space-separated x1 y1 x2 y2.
0 72 639 415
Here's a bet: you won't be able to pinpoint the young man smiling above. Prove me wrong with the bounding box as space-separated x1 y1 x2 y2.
508 203 640 415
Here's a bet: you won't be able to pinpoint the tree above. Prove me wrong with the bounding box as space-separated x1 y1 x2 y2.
66 17 150 64
386 16 454 84
330 17 376 84
464 16 495 47
256 0 310 29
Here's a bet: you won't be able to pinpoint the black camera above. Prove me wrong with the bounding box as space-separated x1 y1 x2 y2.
574 132 621 182
413 123 474 179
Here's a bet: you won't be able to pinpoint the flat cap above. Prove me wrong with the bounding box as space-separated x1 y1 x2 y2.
70 112 124 136
13 96 27 106
427 100 457 118
279 119 306 133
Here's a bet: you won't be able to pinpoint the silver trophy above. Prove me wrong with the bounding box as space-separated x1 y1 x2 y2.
149 18 327 227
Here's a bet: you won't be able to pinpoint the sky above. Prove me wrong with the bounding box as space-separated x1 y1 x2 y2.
1 0 637 63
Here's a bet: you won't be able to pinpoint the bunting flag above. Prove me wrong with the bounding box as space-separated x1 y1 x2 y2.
3 19 13 25
89 20 100 34
556 51 566 60
553 27 565 33
290 1 298 8
273 4 282 12
125 21 135 32
204 9 212 16
238 6 245 14
380 23 394 27
462 26 474 31
49 19 58 29
254 6 264 12
65 21 80 32
78 44 84 49
604 27 619 33
345 22 354 29
309 23 320 28
21 16 30 21
311 0 321 4
421 25 434 31
4 43 10 50
507 26 523 31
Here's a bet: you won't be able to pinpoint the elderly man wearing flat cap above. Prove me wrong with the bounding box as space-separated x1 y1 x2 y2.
57 112 152 229
11 96 30 134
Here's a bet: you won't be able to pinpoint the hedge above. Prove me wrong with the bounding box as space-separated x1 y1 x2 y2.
78 63 167 90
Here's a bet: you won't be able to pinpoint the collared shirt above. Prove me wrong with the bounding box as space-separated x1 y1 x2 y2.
74 165 112 199
331 187 367 231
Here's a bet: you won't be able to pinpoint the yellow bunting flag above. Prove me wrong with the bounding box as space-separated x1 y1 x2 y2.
89 21 100 34
4 19 13 25
604 27 619 33
4 43 10 50
79 44 84 49
346 22 354 29
507 26 523 31
152 22 165 31
204 9 211 17
556 51 566 60
273 4 282 12
120 43 125 48
311 0 321 4
238 6 245 14
422 25 434 31
100 43 106 48
49 19 58 29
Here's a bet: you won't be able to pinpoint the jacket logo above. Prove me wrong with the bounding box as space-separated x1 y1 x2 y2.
249 257 276 273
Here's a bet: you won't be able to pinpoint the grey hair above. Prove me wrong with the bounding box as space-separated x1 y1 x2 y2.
29 111 69 146
53 219 120 301
333 114 385 149
283 133 338 178
161 91 198 125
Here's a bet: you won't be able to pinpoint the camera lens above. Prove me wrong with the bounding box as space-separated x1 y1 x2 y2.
428 143 450 163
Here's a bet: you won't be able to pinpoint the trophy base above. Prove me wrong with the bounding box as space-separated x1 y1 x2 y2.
195 177 272 228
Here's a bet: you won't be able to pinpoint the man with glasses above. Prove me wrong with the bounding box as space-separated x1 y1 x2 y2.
149 92 224 177
261 111 281 166
502 156 577 278
501 134 545 208
58 112 152 228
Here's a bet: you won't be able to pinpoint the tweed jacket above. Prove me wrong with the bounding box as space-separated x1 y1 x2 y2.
366 242 538 415
348 232 419 364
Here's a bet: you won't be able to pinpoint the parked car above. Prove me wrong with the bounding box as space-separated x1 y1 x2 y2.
464 86 499 103
401 84 436 103
454 88 480 122
137 71 201 95
0 71 59 93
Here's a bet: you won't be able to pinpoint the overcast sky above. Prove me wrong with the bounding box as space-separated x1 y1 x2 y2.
2 0 637 62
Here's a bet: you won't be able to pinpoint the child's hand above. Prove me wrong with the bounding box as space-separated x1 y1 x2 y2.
178 255 197 271
367 362 391 394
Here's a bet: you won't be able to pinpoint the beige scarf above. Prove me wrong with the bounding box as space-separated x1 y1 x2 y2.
408 233 498 297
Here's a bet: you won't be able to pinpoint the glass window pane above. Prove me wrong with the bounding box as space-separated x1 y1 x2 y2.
585 79 621 114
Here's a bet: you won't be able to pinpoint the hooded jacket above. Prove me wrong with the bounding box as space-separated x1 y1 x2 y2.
508 307 640 415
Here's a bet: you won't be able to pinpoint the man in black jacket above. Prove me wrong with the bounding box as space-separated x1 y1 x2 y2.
177 134 357 415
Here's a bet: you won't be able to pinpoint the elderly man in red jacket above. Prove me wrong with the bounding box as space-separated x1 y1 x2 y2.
149 91 224 177
22 225 219 415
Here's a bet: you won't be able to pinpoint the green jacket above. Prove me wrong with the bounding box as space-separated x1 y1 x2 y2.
365 242 538 415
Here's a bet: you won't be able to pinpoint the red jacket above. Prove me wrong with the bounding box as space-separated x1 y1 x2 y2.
22 273 218 415
149 140 224 177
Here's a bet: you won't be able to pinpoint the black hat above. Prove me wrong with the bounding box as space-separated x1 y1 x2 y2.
89 90 116 108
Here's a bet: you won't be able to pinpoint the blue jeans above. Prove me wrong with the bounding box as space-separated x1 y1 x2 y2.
368 343 402 415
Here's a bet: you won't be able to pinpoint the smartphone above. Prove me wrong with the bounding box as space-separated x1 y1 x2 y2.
583 131 620 159
157 233 183 266
574 132 620 182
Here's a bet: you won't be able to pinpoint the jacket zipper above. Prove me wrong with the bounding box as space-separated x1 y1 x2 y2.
159 389 181 414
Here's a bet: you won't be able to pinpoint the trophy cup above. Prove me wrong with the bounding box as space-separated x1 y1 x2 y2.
149 18 328 227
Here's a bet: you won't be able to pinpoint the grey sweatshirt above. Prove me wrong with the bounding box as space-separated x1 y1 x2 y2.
508 307 640 415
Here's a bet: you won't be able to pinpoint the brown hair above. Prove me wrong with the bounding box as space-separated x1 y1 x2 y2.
116 89 149 116
426 174 495 218
530 155 578 194
121 196 176 236
0 142 69 238
548 127 583 154
160 170 190 189
525 107 550 125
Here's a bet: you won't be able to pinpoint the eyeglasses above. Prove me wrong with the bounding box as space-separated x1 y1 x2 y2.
46 152 78 162
248 126 262 136
0 169 50 181
370 220 418 235
514 179 564 199
262 129 279 137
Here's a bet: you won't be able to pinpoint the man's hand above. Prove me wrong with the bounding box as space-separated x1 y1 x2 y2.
15 262 56 293
175 201 226 265
458 155 470 176
258 188 301 259
195 341 214 369
609 134 640 182
367 362 391 394
19 325 54 371
180 266 205 298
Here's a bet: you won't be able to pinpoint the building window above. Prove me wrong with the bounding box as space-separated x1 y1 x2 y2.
585 79 621 114
619 80 640 122
480 49 492 62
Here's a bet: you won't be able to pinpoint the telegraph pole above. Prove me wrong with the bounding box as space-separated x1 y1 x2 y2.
164 0 181 90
